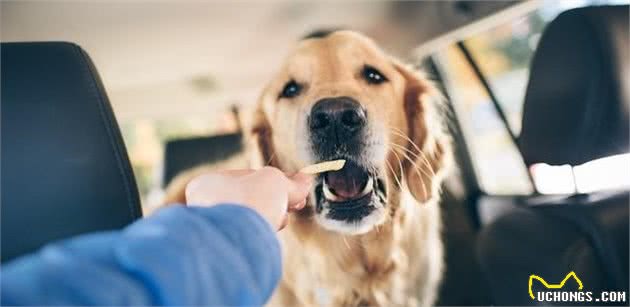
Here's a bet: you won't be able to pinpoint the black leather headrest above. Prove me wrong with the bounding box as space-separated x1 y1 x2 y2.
163 133 243 187
519 5 629 166
1 42 142 263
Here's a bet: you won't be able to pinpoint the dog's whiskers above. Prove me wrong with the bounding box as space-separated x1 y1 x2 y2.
390 143 435 202
385 159 403 190
265 152 276 167
389 142 435 179
390 148 421 202
390 127 423 155
388 127 438 178
390 149 405 186
389 143 429 200
342 236 351 250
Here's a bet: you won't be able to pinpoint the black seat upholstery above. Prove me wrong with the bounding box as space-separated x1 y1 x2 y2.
477 5 629 305
1 42 142 263
519 5 629 166
162 133 243 187
479 191 629 305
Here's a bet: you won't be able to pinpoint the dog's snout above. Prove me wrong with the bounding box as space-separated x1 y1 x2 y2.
309 97 366 135
308 97 367 159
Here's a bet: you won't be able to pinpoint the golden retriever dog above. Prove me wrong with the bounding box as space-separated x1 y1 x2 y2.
164 30 451 306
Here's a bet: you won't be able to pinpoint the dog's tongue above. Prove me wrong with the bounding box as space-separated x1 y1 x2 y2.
324 162 369 198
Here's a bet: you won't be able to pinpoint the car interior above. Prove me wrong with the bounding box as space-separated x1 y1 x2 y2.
1 1 628 305
1 42 143 263
477 5 629 304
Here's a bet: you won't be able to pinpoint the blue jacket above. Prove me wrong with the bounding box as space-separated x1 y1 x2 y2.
0 204 282 306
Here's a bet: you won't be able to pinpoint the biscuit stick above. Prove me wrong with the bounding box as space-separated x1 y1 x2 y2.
299 159 346 174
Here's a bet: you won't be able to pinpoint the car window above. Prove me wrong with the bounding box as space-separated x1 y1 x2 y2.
464 11 546 136
435 46 533 195
434 0 629 195
122 111 240 199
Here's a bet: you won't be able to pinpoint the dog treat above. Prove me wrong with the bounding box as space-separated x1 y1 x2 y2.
299 159 346 174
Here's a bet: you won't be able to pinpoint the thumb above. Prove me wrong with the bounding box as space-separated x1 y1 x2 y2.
287 172 313 207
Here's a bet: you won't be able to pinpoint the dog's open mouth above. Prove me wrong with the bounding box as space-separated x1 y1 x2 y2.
314 160 386 224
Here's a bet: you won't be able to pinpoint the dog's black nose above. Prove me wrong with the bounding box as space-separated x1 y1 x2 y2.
309 97 366 137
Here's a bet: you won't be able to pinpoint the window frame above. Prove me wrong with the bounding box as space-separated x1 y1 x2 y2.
427 4 550 196
423 57 484 227
455 41 537 190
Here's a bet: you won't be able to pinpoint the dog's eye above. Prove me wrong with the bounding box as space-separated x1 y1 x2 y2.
279 80 302 99
362 65 388 85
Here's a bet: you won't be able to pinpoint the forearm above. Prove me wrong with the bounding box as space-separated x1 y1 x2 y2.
1 205 282 306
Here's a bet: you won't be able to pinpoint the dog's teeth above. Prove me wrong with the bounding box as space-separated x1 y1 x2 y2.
359 177 374 196
322 180 341 201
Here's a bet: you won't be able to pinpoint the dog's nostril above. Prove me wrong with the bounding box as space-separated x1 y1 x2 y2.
310 112 330 130
309 96 365 135
341 109 365 128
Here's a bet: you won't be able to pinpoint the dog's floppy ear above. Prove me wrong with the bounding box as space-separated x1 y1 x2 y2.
393 61 451 203
249 103 279 168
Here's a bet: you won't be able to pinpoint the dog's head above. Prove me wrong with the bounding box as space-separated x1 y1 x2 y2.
251 30 450 235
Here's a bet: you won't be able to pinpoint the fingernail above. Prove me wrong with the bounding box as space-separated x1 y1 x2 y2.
296 200 306 209
290 200 306 211
278 214 289 231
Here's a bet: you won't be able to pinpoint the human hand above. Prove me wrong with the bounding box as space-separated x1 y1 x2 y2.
185 167 312 230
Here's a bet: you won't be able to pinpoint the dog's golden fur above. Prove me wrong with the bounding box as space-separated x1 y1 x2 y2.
164 31 451 306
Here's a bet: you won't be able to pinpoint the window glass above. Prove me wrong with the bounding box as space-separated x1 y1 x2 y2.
465 0 629 135
435 47 533 195
121 111 240 202
464 12 545 135
435 0 629 195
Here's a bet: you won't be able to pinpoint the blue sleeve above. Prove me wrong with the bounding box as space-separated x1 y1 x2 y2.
0 204 282 306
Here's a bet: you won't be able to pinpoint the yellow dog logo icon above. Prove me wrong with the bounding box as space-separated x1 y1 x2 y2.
528 271 584 299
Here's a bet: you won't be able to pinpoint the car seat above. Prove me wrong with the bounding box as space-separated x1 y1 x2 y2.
477 5 629 305
1 42 142 263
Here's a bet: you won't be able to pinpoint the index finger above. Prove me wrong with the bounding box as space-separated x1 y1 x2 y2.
287 172 313 207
